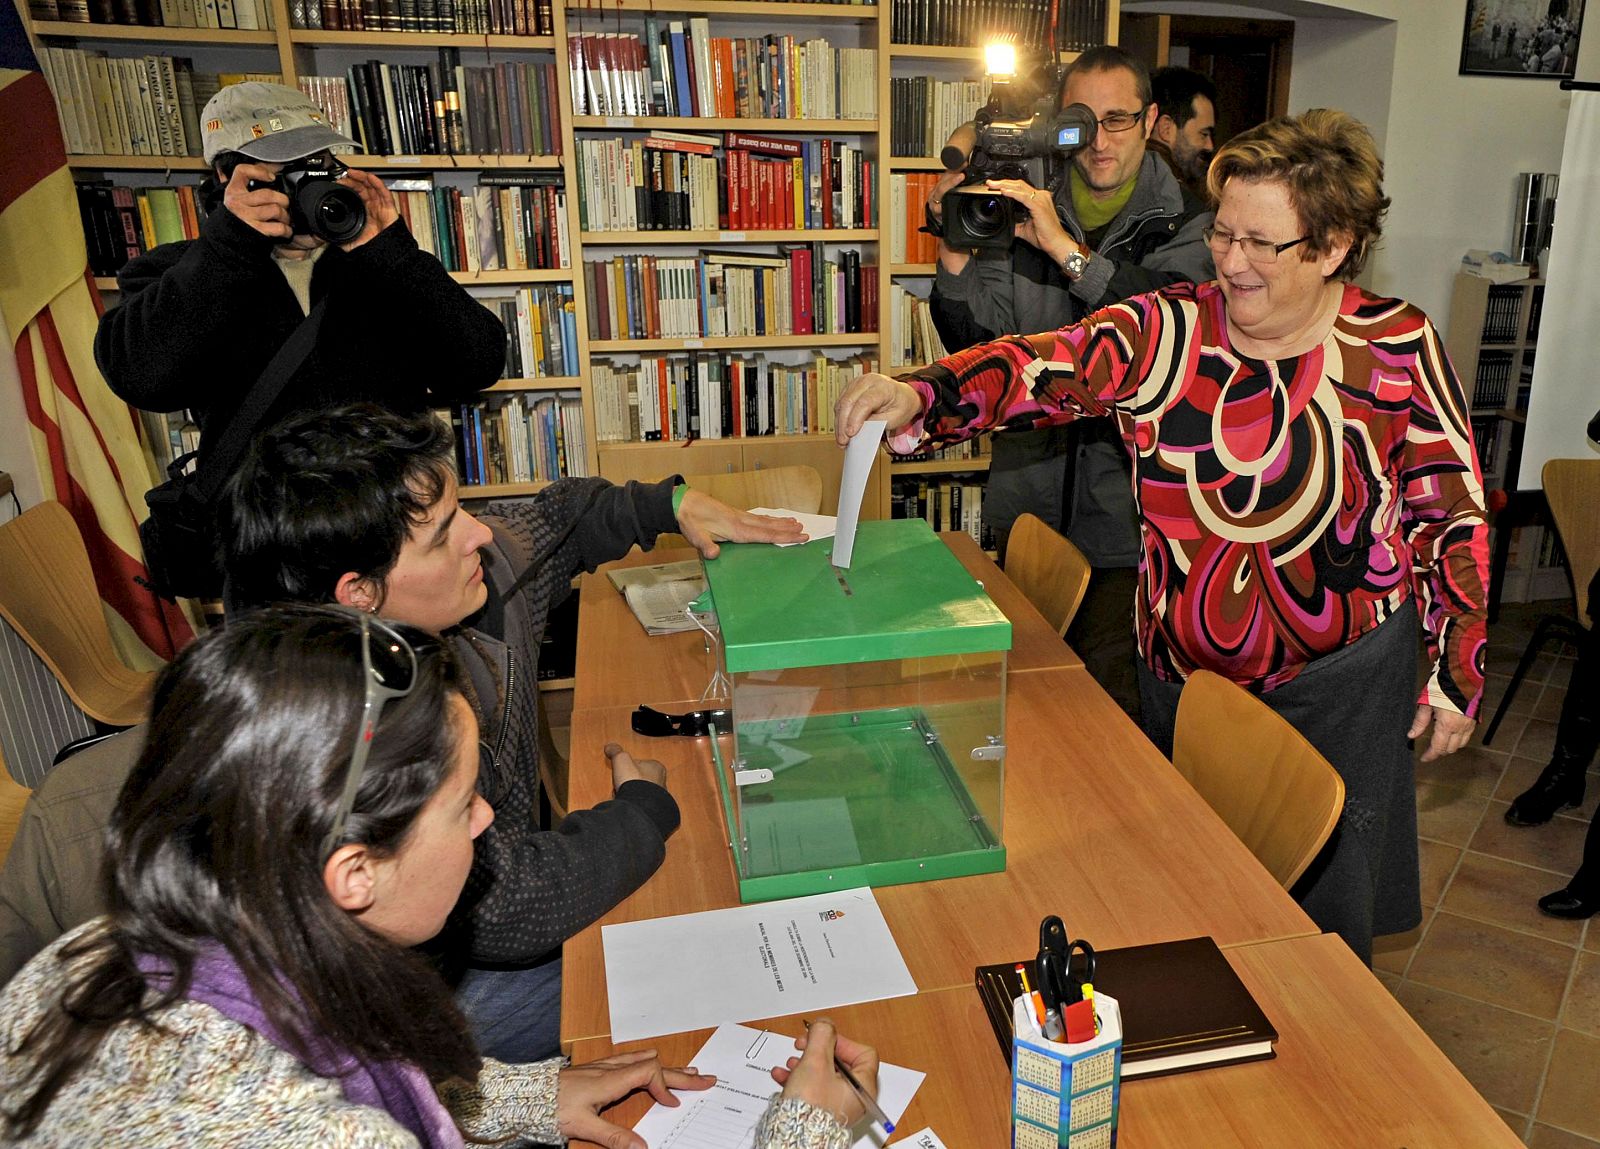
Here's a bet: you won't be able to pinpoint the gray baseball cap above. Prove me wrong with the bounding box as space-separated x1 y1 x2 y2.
200 81 362 165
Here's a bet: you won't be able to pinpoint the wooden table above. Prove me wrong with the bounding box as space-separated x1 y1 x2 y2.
567 933 1520 1149
572 531 1082 713
560 666 1316 1048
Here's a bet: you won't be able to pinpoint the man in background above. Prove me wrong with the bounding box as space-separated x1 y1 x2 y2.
1150 65 1218 195
927 45 1213 720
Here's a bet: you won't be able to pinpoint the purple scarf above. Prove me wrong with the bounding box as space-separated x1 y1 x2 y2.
137 943 464 1149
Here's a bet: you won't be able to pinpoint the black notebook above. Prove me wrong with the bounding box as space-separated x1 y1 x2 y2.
975 936 1278 1079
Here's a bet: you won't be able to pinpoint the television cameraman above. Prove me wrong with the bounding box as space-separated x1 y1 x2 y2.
96 82 505 588
927 45 1213 720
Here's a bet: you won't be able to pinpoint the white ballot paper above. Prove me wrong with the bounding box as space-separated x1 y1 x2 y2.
892 1128 950 1148
831 420 886 568
603 888 916 1043
748 508 838 546
632 1023 925 1149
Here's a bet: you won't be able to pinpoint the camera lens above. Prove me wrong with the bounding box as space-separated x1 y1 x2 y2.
295 180 366 245
953 193 1010 242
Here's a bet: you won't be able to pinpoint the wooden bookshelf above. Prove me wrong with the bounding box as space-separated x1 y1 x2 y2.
68 155 209 170
570 116 876 132
346 154 564 169
588 333 876 352
485 376 583 391
288 29 555 48
565 0 878 19
32 20 277 43
889 456 990 474
450 268 571 284
459 479 551 497
579 228 875 245
891 263 935 275
888 156 947 171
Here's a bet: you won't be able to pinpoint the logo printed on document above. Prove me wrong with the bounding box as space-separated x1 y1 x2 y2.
818 909 847 922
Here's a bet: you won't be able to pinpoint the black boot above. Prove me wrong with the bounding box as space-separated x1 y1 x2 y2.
1505 751 1588 825
1538 885 1600 918
1506 635 1599 826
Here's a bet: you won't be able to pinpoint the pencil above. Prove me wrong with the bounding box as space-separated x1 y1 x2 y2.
803 1019 894 1133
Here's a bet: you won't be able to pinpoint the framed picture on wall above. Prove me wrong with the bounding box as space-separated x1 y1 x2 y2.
1460 0 1586 77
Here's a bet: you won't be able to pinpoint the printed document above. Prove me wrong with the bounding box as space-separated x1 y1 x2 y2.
603 888 916 1042
631 1023 924 1149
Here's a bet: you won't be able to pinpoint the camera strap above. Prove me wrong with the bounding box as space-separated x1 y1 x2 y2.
192 298 329 504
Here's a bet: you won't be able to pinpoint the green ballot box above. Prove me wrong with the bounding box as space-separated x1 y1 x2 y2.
698 517 1011 903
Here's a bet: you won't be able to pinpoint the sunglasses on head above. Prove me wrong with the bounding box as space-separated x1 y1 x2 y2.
630 704 730 738
322 612 422 860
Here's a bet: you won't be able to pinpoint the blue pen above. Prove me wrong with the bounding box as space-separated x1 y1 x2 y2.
804 1020 893 1134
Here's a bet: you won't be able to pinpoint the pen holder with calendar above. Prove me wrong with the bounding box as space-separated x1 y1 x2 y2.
1011 992 1123 1149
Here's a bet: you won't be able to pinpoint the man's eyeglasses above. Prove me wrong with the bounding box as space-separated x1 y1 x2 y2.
631 704 730 738
1203 225 1311 264
1094 105 1150 133
322 613 420 860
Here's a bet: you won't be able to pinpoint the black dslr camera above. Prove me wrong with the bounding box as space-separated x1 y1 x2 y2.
244 154 366 245
941 76 1098 251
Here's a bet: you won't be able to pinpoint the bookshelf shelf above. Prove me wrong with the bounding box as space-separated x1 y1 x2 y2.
888 43 1082 63
31 21 278 43
93 277 117 291
565 0 877 18
487 376 583 391
68 154 209 170
888 157 945 171
346 153 564 169
589 333 874 352
598 430 839 451
460 479 551 497
450 268 572 283
289 30 556 48
580 228 874 244
889 456 990 475
571 115 874 132
891 263 934 275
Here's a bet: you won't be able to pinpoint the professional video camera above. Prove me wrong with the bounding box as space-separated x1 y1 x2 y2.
242 154 366 245
940 46 1098 251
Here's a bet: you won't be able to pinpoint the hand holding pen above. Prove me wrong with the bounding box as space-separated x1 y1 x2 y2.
773 1019 886 1132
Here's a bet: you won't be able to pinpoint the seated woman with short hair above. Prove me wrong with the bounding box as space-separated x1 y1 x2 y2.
0 605 876 1147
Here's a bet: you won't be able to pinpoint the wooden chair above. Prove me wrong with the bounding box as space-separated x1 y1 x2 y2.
0 501 157 727
1003 513 1093 637
1483 458 1600 744
1173 670 1346 889
535 687 569 826
655 465 823 551
1 745 32 868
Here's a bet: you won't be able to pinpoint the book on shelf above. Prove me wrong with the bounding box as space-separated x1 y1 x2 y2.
583 249 876 340
290 0 550 34
891 0 1104 51
306 54 559 159
476 284 579 379
889 76 990 159
591 351 878 442
887 283 949 368
386 173 568 272
891 475 987 545
889 438 985 463
1471 351 1512 411
888 172 940 264
76 179 210 274
31 0 275 29
974 936 1279 1080
439 392 586 489
576 134 873 233
567 28 875 120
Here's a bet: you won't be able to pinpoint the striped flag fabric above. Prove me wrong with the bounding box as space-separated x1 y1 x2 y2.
1 4 194 665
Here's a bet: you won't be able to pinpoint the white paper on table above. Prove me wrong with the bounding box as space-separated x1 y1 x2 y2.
623 579 707 635
603 887 916 1043
831 419 886 568
748 508 837 545
891 1128 950 1148
631 1023 924 1149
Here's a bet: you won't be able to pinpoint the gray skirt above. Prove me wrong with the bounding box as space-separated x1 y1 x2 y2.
1138 601 1423 965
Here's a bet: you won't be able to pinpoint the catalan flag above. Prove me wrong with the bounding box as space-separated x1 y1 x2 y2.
1 4 194 664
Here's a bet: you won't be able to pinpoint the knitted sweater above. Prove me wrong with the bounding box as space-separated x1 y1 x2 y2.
0 926 850 1148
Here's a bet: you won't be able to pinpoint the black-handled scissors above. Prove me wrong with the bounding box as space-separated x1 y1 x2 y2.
1035 915 1096 1012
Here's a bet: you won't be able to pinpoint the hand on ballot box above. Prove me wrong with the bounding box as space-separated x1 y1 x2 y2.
605 742 667 790
676 489 807 559
556 1049 717 1149
770 1018 882 1129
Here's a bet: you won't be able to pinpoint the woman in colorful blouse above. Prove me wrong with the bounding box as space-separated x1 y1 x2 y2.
0 606 877 1148
836 109 1489 963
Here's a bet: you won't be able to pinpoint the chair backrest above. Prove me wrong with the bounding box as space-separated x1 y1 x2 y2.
654 466 824 552
1172 670 1345 889
0 501 157 727
534 687 569 825
1542 458 1600 625
1003 513 1093 637
0 745 32 868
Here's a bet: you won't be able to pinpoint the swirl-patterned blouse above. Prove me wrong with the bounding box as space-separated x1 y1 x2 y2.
898 280 1489 717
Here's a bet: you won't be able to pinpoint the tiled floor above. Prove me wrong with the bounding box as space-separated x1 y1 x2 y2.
1373 600 1598 1147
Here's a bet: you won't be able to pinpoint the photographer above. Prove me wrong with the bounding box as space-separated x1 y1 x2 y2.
928 45 1213 720
95 82 504 470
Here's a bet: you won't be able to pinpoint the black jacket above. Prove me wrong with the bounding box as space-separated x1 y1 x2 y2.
96 206 505 458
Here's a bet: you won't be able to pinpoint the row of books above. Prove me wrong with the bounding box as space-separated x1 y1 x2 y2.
30 0 274 29
479 285 580 379
583 249 878 341
77 180 208 275
575 133 874 233
888 438 986 463
591 352 878 442
40 49 251 158
290 0 551 33
1479 284 1533 343
889 0 1108 50
568 25 875 121
888 76 990 159
890 476 989 548
889 172 941 264
444 393 588 488
389 173 569 272
1470 351 1515 410
308 55 559 159
887 284 950 369
1469 415 1503 476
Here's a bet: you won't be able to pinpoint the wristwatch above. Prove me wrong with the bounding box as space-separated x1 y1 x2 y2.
1059 247 1090 281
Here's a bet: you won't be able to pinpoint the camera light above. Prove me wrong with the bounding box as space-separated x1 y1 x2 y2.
984 42 1017 80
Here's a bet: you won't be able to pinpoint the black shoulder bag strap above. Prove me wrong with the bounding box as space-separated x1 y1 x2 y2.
189 297 329 502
